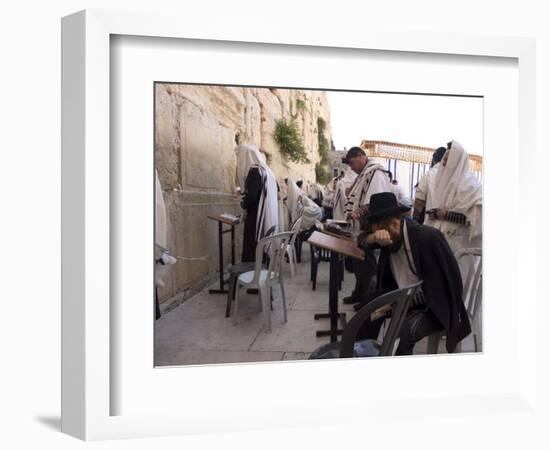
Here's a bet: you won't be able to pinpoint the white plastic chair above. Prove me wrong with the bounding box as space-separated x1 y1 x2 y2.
234 232 293 333
285 217 303 278
456 248 483 351
427 247 482 353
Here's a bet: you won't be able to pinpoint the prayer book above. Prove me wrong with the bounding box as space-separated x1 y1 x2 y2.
220 213 239 222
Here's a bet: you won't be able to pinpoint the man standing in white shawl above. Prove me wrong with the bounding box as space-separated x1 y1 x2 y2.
413 146 447 223
300 190 322 231
285 177 322 262
424 140 482 256
342 146 394 305
235 144 279 262
390 179 412 208
344 147 393 226
322 174 338 220
332 167 357 221
285 177 322 229
285 176 303 226
155 170 176 319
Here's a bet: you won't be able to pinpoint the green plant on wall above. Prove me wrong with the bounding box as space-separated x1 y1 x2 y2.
315 163 331 185
317 117 330 165
315 116 331 185
295 98 306 112
273 118 310 164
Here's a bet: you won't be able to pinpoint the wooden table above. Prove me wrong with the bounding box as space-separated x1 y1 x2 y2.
307 231 365 342
318 228 354 242
207 214 240 294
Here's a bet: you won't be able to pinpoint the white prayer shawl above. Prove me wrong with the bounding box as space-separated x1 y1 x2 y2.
345 160 391 214
306 182 316 199
300 195 322 230
391 182 412 208
234 144 279 240
236 143 264 191
322 178 336 208
155 170 167 248
278 195 288 231
333 168 357 221
155 170 174 287
286 177 304 224
314 183 324 202
415 163 440 203
426 140 482 241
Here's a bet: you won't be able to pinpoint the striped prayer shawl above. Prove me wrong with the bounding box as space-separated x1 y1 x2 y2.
345 162 388 214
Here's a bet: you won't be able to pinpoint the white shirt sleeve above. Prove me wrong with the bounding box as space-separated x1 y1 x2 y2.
361 170 391 206
415 172 429 202
322 186 335 206
390 184 412 207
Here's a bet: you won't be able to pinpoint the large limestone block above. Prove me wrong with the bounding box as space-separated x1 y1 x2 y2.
243 89 262 145
166 84 246 132
182 101 225 191
219 125 240 193
156 189 177 300
201 86 246 129
270 88 293 118
169 191 241 294
155 84 180 190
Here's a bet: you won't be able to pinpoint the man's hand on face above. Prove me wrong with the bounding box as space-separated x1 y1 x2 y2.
368 229 393 247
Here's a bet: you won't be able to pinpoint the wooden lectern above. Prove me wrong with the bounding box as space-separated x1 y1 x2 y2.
207 213 240 294
307 231 365 342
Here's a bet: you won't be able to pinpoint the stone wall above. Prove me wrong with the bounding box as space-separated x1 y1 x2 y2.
155 83 332 305
330 149 348 178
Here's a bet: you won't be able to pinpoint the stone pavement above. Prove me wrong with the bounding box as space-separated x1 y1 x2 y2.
155 243 478 366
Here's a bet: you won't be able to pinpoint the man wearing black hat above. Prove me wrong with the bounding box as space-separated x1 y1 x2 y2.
357 192 471 354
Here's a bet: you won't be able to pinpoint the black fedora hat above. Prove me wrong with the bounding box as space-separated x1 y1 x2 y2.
365 192 410 223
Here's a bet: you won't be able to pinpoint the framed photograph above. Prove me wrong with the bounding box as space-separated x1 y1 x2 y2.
62 9 537 441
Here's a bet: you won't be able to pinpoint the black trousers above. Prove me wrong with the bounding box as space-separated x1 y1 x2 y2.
395 308 444 355
350 248 377 300
155 287 161 320
294 232 303 263
356 306 444 355
242 211 258 262
295 226 315 263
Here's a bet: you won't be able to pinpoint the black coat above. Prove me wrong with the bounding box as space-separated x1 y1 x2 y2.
240 167 262 262
368 219 471 352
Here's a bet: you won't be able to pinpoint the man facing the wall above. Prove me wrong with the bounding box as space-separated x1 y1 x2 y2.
235 144 279 262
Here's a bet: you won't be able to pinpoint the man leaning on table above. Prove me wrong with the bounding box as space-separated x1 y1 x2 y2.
355 192 471 354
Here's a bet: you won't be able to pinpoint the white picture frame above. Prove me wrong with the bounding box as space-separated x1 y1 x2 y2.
61 9 537 441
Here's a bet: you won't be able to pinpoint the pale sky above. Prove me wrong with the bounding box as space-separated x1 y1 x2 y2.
327 91 484 156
